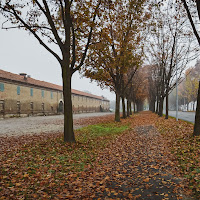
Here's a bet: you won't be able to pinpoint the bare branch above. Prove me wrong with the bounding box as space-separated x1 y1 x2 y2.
3 3 61 63
181 0 200 46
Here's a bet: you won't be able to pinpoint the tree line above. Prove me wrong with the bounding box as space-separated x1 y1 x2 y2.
0 0 200 142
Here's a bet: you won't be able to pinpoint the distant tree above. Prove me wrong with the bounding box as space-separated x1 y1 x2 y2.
0 0 103 142
184 69 199 104
130 67 148 112
146 65 157 113
179 64 200 111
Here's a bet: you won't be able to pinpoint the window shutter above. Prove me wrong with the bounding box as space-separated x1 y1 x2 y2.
42 90 44 97
17 86 20 95
0 83 4 92
30 88 33 96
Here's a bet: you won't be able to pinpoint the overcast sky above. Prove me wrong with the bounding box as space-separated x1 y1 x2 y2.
0 19 115 101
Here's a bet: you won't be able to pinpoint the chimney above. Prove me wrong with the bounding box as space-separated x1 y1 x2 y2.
19 73 27 80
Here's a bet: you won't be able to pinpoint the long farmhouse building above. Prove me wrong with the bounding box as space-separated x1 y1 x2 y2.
0 69 110 118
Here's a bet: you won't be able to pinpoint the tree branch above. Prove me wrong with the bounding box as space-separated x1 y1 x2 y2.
72 0 101 73
41 0 64 48
3 3 61 63
181 0 200 46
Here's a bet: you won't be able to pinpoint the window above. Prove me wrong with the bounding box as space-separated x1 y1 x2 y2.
17 86 20 95
0 83 4 92
41 90 44 97
51 91 53 99
30 88 33 96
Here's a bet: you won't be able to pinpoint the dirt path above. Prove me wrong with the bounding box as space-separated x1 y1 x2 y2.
66 112 195 199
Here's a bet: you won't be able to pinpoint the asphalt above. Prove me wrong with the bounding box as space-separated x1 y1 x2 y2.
167 111 195 123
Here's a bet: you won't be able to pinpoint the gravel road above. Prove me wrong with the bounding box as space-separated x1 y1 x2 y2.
0 112 113 137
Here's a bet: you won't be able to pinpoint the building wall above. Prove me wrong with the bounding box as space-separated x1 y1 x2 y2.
0 80 109 118
0 80 62 117
72 94 109 113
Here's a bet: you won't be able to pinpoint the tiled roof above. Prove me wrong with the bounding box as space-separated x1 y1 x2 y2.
0 69 109 101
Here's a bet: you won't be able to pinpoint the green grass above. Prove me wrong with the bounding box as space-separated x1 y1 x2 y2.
78 123 129 142
1 122 130 199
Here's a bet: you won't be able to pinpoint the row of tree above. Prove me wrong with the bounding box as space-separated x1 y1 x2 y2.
1 0 200 141
0 0 151 142
146 0 200 136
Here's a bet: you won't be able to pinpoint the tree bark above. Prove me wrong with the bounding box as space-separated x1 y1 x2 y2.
150 98 156 113
165 88 169 119
193 81 200 136
127 99 130 117
129 101 132 115
158 97 164 117
156 100 159 114
134 103 136 113
115 92 121 122
62 65 75 142
153 100 155 112
122 96 126 118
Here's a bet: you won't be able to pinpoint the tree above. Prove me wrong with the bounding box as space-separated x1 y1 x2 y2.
179 63 200 111
146 0 196 118
84 0 148 122
146 65 157 112
180 0 200 135
130 66 148 112
194 81 200 136
0 0 103 142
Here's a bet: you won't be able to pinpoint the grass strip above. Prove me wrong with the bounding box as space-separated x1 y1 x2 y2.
0 122 129 199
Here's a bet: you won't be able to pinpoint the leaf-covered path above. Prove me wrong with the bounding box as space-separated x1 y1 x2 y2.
62 112 194 199
1 112 198 199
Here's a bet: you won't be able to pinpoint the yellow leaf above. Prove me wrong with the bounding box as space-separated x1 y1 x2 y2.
143 178 150 182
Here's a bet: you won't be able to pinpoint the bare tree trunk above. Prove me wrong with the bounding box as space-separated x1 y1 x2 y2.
127 99 130 117
158 97 164 117
122 96 126 118
115 92 120 122
62 65 75 142
194 81 200 136
156 100 159 114
134 103 136 113
153 100 155 112
165 88 169 119
150 98 156 112
130 101 132 115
